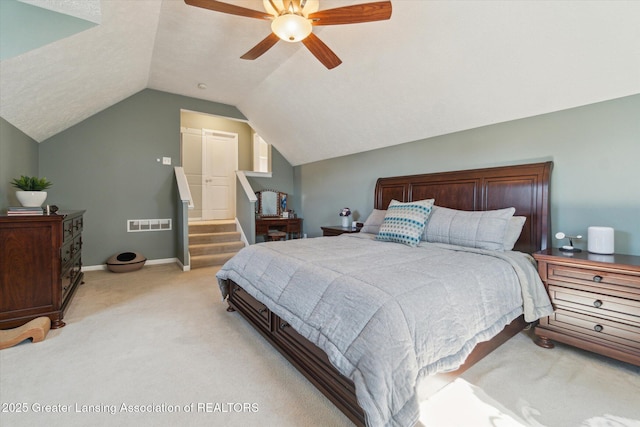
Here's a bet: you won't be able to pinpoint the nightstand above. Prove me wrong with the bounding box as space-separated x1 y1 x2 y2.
321 225 361 237
533 248 640 366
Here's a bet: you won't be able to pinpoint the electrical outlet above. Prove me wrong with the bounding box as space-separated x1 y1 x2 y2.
162 157 171 165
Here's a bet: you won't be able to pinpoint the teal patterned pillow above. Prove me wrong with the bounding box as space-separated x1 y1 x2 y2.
376 199 435 247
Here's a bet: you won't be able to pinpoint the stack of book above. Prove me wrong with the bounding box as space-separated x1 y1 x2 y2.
6 206 44 216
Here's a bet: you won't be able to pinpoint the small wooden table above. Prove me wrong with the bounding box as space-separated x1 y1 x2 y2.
321 225 362 237
256 217 303 241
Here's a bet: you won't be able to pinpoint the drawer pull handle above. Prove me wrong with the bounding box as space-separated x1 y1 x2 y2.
593 299 603 308
592 275 603 283
594 324 604 333
280 322 290 330
259 308 268 314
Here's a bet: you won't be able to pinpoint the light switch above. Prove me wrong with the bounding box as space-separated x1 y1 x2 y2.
162 157 171 165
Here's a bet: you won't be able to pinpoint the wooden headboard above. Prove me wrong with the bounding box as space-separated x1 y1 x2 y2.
374 162 553 254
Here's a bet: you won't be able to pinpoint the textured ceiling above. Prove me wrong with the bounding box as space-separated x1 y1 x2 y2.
1 0 639 166
19 0 102 23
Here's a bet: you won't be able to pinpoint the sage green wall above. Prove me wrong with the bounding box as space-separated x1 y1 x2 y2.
296 94 640 255
0 117 39 208
249 148 295 202
38 89 247 266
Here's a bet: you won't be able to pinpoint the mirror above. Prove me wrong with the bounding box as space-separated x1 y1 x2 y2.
256 190 286 217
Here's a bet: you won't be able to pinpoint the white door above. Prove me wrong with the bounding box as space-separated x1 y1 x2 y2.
202 130 238 220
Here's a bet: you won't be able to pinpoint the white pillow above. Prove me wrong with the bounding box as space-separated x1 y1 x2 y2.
503 216 526 251
360 209 387 234
424 206 515 251
376 199 435 247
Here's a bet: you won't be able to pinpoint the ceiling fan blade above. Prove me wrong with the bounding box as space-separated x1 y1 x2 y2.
241 33 280 60
308 1 392 25
301 33 342 69
184 0 272 20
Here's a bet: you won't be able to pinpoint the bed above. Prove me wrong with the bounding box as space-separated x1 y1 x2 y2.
216 161 553 427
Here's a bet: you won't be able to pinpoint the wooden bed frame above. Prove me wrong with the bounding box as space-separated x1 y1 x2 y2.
223 161 553 426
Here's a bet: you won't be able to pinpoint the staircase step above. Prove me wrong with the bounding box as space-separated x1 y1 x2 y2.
189 221 236 234
191 252 238 269
189 241 244 256
188 220 242 269
189 231 241 244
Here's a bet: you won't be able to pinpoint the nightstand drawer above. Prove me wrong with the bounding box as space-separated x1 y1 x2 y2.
549 309 640 350
549 285 640 326
547 264 640 297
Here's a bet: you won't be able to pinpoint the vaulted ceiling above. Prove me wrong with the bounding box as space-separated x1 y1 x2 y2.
1 0 639 166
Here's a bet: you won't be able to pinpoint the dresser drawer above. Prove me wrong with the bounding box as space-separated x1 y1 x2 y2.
62 215 84 243
61 256 82 301
61 266 73 300
549 285 640 326
286 219 302 233
548 309 640 351
63 218 74 243
61 240 74 267
61 235 83 269
547 264 640 298
255 222 269 235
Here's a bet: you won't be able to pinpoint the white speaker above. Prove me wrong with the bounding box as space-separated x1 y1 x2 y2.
588 226 614 254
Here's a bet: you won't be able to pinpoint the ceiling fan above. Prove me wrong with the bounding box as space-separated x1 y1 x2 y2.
184 0 392 69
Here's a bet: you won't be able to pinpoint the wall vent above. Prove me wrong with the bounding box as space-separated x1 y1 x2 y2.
127 219 172 232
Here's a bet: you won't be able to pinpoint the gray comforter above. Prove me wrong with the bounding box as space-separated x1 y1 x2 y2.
216 233 553 427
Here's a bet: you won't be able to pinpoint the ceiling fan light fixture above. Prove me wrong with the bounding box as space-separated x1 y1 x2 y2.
271 13 312 42
263 0 319 17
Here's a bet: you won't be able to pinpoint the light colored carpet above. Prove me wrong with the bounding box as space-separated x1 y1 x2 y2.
424 332 640 427
1 264 638 427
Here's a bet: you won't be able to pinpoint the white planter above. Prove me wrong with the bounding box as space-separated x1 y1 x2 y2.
341 215 351 228
16 191 47 207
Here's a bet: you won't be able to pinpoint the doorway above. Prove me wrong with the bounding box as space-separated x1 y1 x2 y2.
202 129 237 220
181 127 238 221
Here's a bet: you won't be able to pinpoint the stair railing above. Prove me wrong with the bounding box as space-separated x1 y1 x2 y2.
236 171 258 245
175 167 193 270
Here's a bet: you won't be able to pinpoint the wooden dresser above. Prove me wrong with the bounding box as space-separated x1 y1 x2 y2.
533 248 640 366
0 210 85 329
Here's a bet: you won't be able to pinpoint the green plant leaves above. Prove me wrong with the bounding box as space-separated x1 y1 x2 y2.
10 175 53 191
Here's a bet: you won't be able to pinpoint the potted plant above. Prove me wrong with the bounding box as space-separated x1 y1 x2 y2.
11 175 52 207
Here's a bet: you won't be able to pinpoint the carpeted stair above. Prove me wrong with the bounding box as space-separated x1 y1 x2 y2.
189 220 244 269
